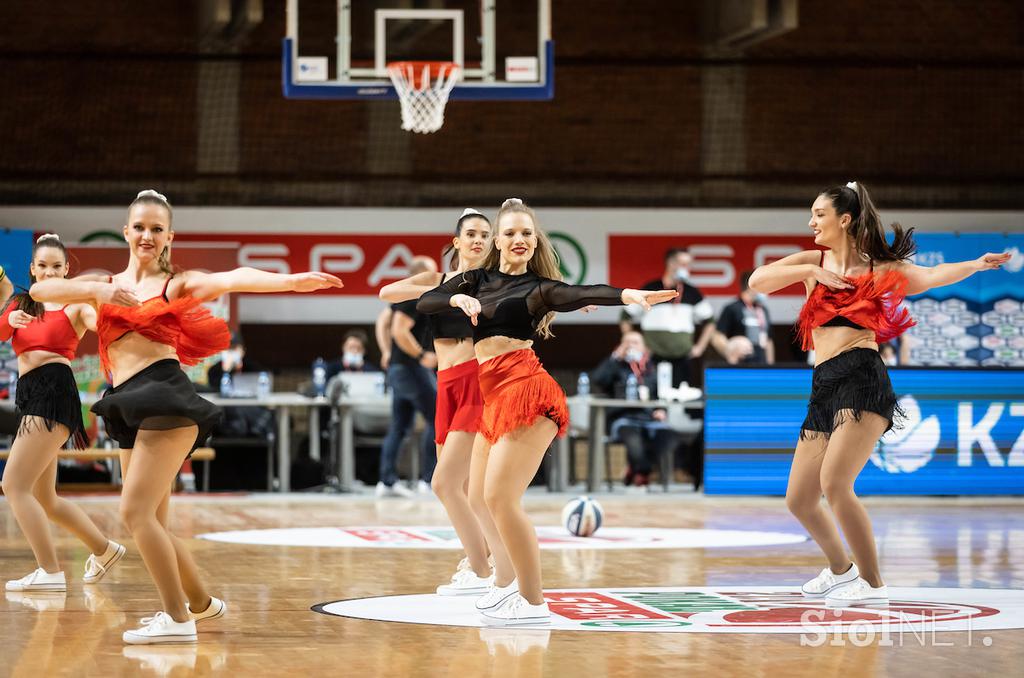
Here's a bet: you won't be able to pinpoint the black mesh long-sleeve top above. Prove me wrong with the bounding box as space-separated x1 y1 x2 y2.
416 268 625 341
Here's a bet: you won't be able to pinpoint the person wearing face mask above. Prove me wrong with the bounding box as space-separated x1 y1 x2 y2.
592 331 680 490
326 330 377 379
205 333 265 387
711 270 775 365
623 248 715 388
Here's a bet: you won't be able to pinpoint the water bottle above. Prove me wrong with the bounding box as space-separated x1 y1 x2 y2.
257 371 271 400
576 371 590 398
657 361 673 397
375 375 387 397
219 371 232 398
7 371 17 401
312 357 327 398
625 372 639 401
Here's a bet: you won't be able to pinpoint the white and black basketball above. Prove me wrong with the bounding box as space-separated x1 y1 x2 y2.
562 496 604 537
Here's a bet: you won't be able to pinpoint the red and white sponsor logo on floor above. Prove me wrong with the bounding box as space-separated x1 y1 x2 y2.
314 587 1024 634
197 526 807 550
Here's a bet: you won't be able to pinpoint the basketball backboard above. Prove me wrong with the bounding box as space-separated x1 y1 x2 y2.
282 1 552 101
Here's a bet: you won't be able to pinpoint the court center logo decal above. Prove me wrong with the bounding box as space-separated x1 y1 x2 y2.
314 587 1024 635
198 526 807 550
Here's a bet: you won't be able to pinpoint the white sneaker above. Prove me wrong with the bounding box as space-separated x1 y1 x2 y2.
417 479 433 495
480 593 551 626
825 578 889 608
6 568 67 592
84 541 127 584
375 481 415 498
437 558 494 596
801 562 859 598
123 611 197 644
188 596 227 623
475 578 519 611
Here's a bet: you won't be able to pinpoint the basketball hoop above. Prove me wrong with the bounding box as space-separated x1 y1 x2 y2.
386 61 461 134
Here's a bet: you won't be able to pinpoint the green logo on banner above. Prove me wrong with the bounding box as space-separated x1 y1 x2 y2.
615 591 757 614
549 232 587 284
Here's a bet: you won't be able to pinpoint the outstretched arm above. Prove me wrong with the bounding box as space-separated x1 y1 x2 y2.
379 271 443 303
897 252 1012 296
538 281 678 313
30 278 139 308
179 267 343 301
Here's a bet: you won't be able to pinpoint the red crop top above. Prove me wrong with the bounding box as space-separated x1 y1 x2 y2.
796 252 915 351
97 275 231 376
0 301 80 361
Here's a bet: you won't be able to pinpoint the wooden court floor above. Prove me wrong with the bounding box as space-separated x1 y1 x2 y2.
1 492 1022 677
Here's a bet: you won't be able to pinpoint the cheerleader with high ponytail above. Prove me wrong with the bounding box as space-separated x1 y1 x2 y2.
31 189 344 644
749 181 1011 608
1 233 127 595
418 198 677 625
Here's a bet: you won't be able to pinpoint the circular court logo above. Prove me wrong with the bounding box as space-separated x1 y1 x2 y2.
314 586 1024 635
197 526 807 550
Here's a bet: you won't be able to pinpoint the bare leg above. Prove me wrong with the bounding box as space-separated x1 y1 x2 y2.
820 411 890 588
431 432 490 577
484 418 558 605
468 435 515 587
33 457 109 554
118 425 197 622
784 432 851 573
1 421 71 572
122 448 211 612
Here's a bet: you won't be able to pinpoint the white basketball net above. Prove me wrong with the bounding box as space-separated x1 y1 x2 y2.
386 62 461 134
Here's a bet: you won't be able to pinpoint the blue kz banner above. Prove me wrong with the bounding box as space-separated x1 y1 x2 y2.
704 366 1024 495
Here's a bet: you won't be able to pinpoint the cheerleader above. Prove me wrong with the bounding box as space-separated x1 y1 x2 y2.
1 234 126 593
417 198 676 624
31 190 342 643
749 181 1010 607
380 209 499 596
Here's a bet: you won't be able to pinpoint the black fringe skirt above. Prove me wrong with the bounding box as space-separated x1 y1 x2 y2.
14 362 89 449
91 359 221 455
800 348 903 440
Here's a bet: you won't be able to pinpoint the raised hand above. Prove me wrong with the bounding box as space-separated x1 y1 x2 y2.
976 252 1012 271
7 309 34 329
291 272 344 292
812 266 854 290
621 288 678 311
99 283 140 308
450 293 481 325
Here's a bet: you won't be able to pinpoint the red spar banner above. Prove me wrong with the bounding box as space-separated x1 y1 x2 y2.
609 235 816 296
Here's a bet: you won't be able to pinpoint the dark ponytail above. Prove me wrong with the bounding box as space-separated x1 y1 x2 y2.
1 234 69 319
821 182 916 263
441 208 491 271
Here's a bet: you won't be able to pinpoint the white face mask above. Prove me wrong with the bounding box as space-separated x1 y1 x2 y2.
674 268 690 281
754 293 768 306
342 351 364 368
624 348 645 363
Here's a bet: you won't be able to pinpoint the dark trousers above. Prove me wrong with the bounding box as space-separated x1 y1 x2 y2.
617 423 680 476
380 363 437 486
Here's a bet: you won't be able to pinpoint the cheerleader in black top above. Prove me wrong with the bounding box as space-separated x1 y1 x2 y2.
418 198 676 625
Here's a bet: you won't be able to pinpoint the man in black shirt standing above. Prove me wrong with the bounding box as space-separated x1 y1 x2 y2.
712 270 774 365
378 256 438 497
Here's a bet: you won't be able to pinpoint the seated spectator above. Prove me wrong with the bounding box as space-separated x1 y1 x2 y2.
712 270 774 365
206 332 265 387
592 331 681 490
326 329 378 380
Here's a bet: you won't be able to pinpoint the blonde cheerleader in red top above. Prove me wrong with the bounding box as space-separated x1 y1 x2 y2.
1 235 126 594
750 181 1010 608
31 190 342 644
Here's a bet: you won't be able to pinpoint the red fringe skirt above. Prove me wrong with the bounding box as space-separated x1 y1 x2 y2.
477 348 568 445
435 359 484 446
